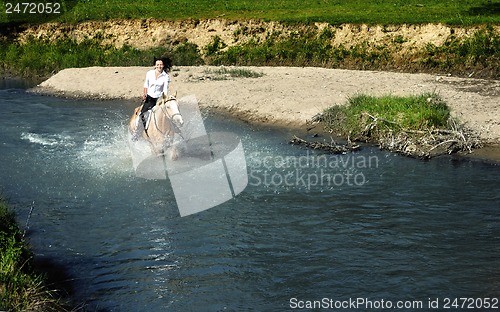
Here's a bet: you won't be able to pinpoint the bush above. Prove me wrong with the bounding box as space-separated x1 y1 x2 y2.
0 37 206 79
320 93 451 140
314 93 481 158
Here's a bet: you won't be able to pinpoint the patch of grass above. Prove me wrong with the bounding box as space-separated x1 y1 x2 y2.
418 25 500 77
203 67 264 80
1 23 498 80
1 2 499 79
0 36 201 79
204 35 227 57
1 0 498 25
209 29 342 67
316 93 480 158
321 93 450 140
208 25 499 78
171 42 204 66
0 198 72 311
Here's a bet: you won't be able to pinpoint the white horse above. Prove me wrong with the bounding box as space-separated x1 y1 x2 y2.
129 93 184 160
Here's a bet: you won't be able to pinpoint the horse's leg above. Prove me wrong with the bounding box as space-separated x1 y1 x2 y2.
151 144 163 157
131 114 146 141
163 137 179 161
170 146 178 161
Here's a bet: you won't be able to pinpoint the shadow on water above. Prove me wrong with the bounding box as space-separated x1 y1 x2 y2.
31 256 78 306
0 76 39 89
33 256 119 312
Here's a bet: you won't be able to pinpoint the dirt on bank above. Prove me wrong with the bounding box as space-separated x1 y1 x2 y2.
32 65 500 161
12 19 499 79
15 19 499 53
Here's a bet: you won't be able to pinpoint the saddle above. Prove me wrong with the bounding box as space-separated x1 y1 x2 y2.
136 104 154 130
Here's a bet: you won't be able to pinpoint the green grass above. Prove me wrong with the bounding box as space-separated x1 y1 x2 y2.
202 67 264 80
0 198 72 311
0 36 203 78
1 23 498 80
320 93 451 140
1 0 499 25
317 93 481 157
0 0 498 79
207 25 499 78
420 25 500 74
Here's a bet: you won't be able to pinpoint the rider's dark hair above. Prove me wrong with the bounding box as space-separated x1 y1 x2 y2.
153 56 173 72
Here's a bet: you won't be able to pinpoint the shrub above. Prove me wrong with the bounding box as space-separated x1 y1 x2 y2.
316 93 480 158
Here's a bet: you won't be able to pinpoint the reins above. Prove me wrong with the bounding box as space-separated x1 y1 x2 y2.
150 97 184 139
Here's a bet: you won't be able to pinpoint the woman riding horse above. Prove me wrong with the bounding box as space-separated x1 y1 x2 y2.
133 56 172 139
129 92 184 159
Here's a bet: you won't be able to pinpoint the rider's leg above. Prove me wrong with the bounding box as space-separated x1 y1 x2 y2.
132 117 143 141
132 96 157 140
140 96 157 128
132 109 147 141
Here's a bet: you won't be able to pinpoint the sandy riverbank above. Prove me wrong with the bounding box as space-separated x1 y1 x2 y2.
32 66 500 160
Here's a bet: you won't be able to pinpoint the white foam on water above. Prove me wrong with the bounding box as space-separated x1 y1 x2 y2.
21 125 134 178
21 132 76 147
77 125 133 176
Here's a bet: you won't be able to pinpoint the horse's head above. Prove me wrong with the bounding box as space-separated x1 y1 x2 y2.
157 93 184 129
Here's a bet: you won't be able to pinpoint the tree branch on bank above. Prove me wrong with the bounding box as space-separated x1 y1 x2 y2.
289 135 360 154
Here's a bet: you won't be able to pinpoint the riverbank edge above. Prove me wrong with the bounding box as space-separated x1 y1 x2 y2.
0 197 75 311
202 106 500 164
4 20 499 81
29 83 500 165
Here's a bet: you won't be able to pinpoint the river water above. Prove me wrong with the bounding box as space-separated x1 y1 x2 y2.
1 82 499 311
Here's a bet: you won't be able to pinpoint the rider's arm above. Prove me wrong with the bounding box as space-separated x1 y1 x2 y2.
143 72 150 100
161 74 170 96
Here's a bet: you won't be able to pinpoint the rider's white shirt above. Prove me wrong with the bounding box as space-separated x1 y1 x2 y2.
144 70 170 98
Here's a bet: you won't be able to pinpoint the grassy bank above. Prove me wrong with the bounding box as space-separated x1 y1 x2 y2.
1 0 499 25
315 93 482 158
0 36 203 79
0 198 72 311
0 0 499 79
1 24 499 80
209 25 500 78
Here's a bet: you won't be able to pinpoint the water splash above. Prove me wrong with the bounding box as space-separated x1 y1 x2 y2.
21 132 75 147
20 124 133 178
77 125 133 176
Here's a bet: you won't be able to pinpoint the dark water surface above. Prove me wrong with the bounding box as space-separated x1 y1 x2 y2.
0 83 499 311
